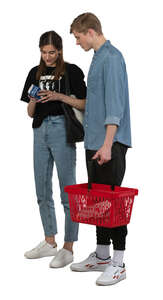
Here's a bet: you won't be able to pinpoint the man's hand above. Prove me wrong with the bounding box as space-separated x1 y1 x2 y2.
92 144 112 165
92 124 117 165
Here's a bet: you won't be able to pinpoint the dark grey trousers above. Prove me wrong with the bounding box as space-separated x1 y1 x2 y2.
86 142 128 250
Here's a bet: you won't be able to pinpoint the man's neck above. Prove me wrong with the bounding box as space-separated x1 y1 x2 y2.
93 35 107 52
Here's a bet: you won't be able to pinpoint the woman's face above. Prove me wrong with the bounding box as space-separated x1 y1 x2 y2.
40 45 60 67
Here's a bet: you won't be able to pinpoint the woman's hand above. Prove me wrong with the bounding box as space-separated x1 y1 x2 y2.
37 90 86 110
37 90 61 103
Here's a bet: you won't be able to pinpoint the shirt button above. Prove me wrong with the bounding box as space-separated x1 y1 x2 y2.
85 124 88 128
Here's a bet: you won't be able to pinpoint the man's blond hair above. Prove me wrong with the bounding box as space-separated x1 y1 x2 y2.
70 13 103 35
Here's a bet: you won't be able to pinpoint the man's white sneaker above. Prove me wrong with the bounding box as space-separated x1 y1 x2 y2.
49 248 73 268
24 241 57 259
70 252 111 272
96 263 126 286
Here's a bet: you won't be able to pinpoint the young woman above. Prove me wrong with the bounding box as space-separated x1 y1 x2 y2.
21 31 86 268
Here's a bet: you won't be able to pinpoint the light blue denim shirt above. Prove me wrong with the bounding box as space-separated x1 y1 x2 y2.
84 40 132 150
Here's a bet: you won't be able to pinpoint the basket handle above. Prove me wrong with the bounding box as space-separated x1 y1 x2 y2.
87 159 115 191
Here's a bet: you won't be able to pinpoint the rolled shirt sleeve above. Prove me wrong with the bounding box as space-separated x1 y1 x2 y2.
103 55 125 126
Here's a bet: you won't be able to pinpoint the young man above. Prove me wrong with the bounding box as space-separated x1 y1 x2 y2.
69 13 132 286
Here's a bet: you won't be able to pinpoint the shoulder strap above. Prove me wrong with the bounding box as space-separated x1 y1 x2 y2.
64 63 71 96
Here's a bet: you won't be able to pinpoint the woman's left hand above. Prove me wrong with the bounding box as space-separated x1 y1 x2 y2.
37 90 61 103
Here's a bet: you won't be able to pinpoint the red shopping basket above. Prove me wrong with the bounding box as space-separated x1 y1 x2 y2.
64 183 138 228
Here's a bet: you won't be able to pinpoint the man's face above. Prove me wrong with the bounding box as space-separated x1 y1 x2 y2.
73 30 93 51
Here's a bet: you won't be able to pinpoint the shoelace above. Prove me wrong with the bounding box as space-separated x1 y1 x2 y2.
88 252 97 261
91 252 111 261
104 263 124 275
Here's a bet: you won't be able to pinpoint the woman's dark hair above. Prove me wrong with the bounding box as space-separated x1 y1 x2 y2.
36 31 65 81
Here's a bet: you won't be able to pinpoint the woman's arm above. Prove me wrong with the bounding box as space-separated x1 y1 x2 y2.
37 91 86 110
27 97 37 118
53 93 86 110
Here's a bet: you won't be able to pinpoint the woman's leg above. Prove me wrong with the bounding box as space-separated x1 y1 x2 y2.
48 116 79 250
33 122 58 240
54 138 78 248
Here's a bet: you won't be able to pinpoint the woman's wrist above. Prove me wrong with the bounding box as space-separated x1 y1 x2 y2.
56 93 64 102
29 98 36 104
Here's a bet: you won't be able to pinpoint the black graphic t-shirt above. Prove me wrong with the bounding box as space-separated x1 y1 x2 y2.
21 63 87 128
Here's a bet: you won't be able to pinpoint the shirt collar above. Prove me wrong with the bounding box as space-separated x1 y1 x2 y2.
94 40 111 57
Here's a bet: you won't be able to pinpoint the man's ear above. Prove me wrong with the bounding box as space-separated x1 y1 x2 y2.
87 28 95 37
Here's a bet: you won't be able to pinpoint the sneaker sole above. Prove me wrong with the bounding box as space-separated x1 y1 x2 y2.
70 266 107 272
24 252 57 259
50 259 73 268
96 274 126 286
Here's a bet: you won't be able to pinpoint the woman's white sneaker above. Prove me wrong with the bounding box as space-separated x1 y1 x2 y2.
24 240 57 259
96 263 126 286
49 248 73 268
70 252 111 272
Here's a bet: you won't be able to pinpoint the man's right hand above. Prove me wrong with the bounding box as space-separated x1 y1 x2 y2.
92 144 112 165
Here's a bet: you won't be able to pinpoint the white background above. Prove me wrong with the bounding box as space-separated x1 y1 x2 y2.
1 0 163 298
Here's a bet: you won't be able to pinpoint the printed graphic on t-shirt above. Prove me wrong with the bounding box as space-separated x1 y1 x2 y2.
39 75 62 92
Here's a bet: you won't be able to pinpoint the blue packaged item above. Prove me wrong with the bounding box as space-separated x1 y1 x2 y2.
28 84 41 100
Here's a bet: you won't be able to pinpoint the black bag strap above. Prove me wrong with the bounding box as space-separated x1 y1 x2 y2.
61 64 72 114
64 63 71 96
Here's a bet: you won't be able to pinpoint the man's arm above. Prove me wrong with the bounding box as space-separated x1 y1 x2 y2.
92 124 118 165
93 55 124 165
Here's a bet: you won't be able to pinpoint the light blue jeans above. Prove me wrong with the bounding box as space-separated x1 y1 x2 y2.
33 115 79 242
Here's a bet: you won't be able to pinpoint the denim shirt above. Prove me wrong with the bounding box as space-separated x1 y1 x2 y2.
84 40 132 150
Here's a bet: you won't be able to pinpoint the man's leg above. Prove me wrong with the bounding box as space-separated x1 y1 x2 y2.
70 142 127 272
94 142 128 285
86 143 128 261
